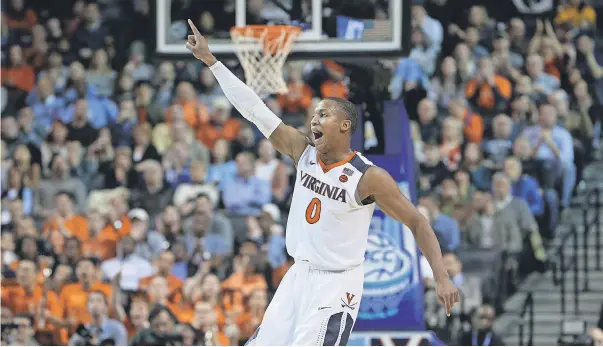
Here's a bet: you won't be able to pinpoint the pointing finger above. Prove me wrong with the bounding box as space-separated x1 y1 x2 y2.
188 19 201 36
437 294 445 305
444 295 451 316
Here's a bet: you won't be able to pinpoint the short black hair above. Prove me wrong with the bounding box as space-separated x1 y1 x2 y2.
325 97 359 134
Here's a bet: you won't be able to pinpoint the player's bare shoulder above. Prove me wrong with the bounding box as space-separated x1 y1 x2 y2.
357 165 391 202
269 123 313 165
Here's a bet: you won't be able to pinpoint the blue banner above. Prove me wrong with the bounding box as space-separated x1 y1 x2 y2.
354 101 425 331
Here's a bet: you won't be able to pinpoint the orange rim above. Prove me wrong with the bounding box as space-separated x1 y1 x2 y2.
231 25 301 55
230 25 302 40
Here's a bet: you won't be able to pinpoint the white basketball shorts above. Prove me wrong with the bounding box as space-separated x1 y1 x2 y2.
246 260 364 346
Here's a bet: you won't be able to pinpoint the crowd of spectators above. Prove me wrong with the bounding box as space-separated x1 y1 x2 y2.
400 0 603 343
1 0 602 346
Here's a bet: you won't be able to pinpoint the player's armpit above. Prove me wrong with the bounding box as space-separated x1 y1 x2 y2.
269 124 312 165
357 166 423 229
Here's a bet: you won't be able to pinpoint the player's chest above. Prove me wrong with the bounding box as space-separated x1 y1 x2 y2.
296 167 355 205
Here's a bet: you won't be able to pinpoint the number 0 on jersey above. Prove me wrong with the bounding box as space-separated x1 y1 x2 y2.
305 198 321 224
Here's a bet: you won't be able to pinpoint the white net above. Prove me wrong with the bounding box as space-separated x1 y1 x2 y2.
230 26 301 97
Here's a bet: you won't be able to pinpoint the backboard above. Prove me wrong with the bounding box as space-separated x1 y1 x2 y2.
156 0 410 60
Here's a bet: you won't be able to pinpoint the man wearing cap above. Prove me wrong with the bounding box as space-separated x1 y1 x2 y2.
128 208 167 261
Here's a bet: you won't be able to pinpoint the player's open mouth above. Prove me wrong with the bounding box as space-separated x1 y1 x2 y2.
313 131 323 140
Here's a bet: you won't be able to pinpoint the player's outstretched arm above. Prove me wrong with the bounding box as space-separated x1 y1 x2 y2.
185 20 310 163
357 166 460 315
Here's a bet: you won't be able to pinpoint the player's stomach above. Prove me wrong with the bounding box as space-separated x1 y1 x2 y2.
286 207 373 271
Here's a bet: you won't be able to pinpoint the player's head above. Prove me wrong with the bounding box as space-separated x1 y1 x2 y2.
310 97 358 153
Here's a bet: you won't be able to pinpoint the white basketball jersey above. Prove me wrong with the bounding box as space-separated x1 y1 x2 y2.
286 145 376 271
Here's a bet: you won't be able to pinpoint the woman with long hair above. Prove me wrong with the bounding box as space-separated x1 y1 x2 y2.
1 166 34 216
86 49 117 97
428 56 464 112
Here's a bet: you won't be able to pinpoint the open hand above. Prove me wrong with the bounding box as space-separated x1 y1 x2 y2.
185 19 216 65
436 277 460 316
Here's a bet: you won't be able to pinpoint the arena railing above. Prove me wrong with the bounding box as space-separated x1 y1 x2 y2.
517 291 534 346
550 186 601 317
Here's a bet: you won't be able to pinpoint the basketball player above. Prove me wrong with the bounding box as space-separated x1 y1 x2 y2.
186 20 459 346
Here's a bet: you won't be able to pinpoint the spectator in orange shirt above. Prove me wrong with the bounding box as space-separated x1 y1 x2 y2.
43 191 89 254
555 0 596 28
278 65 313 114
139 250 183 300
200 272 227 326
146 276 192 323
321 61 349 99
465 57 512 116
10 236 54 286
2 0 38 31
237 289 268 342
192 301 231 346
1 260 61 327
91 195 132 260
81 208 118 261
449 98 484 144
221 252 268 313
1 46 35 92
197 96 242 149
58 258 112 332
165 82 209 131
67 291 128 345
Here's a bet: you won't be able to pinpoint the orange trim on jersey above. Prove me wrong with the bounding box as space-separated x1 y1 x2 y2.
317 151 357 173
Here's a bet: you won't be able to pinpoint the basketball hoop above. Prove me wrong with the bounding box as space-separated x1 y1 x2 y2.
230 25 301 97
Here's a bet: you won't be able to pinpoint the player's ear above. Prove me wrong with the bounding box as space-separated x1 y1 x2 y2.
340 119 351 133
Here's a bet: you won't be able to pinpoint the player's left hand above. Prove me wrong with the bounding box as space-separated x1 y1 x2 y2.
435 278 460 316
185 19 216 65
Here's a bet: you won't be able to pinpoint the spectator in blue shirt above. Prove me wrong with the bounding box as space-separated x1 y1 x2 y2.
419 195 461 252
247 203 287 269
207 138 237 189
223 152 272 218
503 157 544 216
521 104 575 207
68 291 128 346
26 77 66 133
183 193 234 257
62 62 118 129
526 54 560 96
390 58 430 100
504 156 559 234
164 141 193 188
17 107 45 147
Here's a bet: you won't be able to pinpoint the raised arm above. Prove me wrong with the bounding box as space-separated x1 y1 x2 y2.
185 20 310 164
357 166 460 314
